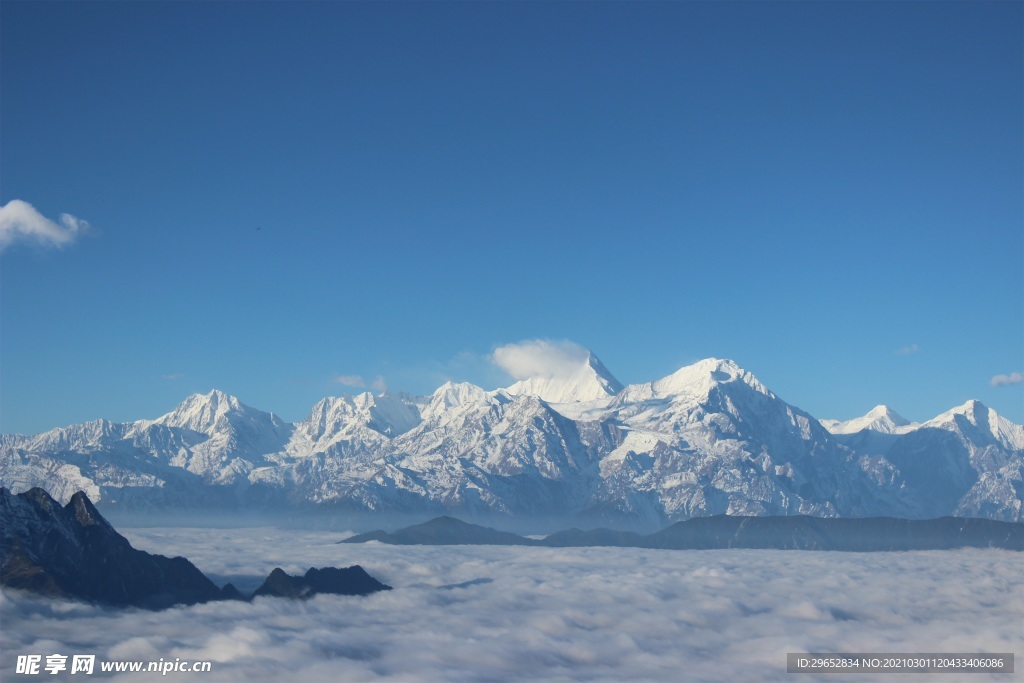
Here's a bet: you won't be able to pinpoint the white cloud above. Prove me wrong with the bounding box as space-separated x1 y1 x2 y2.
3 526 1018 683
334 375 387 392
991 372 1023 387
161 373 184 381
895 344 920 356
492 339 590 380
0 199 92 253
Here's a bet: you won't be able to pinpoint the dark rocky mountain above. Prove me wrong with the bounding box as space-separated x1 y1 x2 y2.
252 566 392 599
0 487 393 608
0 487 220 608
344 514 1024 551
342 515 538 546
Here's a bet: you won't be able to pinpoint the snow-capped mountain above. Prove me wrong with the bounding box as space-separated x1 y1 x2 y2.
820 405 915 435
2 354 1022 525
505 350 623 404
824 399 1024 520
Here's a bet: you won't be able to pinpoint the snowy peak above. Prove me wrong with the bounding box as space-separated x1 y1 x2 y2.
821 405 913 435
926 399 991 431
431 381 492 408
364 392 422 436
156 390 251 433
153 390 290 445
505 351 623 404
618 358 770 404
924 400 1024 450
298 392 421 442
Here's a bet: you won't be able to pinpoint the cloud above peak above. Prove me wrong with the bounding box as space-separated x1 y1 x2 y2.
492 339 590 381
0 199 93 253
334 374 387 392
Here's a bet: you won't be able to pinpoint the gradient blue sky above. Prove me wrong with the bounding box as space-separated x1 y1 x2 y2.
2 1 1021 434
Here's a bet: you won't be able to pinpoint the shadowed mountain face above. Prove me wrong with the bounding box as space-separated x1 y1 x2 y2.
253 566 392 599
343 515 1024 552
0 487 220 608
0 488 393 609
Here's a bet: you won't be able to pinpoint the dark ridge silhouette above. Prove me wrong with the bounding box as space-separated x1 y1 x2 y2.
342 515 539 546
1 487 220 609
645 515 1024 551
253 566 392 599
1 487 392 609
343 514 1024 551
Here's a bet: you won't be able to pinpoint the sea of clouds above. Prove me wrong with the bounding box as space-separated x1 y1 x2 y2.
2 527 1020 682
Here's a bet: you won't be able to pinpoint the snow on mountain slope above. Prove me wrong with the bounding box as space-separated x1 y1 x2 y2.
154 390 292 447
2 357 1022 523
254 383 616 515
825 400 1024 520
821 405 916 435
506 351 623 404
146 390 293 482
289 392 421 456
591 358 904 522
390 389 611 514
924 400 1024 451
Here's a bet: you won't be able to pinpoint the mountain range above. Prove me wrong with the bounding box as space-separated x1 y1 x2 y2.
2 353 1022 526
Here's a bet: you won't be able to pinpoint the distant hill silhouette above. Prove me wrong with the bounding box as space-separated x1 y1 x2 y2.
343 514 1023 551
343 515 540 546
253 566 391 599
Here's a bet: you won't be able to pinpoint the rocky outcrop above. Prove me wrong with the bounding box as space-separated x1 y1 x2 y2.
0 487 393 608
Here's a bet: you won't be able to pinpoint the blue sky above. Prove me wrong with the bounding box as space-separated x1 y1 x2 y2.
1 1 1021 434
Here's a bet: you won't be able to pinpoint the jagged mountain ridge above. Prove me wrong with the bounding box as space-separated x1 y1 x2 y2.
2 355 1022 524
0 487 392 607
0 486 222 608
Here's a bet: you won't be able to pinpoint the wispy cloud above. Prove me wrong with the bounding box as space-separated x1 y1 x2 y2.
161 373 184 381
990 372 1023 387
492 339 590 380
334 374 387 392
895 344 920 356
0 199 92 253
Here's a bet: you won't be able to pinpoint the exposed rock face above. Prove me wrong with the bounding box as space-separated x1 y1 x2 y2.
0 487 220 608
1 487 394 608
